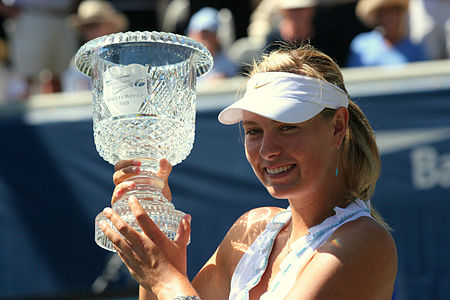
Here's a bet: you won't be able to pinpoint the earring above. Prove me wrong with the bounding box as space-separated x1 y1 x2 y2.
335 145 340 177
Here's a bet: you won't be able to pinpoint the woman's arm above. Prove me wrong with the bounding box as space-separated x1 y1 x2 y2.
109 159 283 299
285 217 397 300
192 206 284 299
110 159 194 299
100 195 196 299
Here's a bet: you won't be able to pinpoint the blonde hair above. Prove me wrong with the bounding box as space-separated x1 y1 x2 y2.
250 44 389 229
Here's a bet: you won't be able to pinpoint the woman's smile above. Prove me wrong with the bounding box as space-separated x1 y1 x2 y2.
264 164 296 176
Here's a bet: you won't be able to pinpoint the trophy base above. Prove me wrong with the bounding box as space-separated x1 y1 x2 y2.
94 194 186 252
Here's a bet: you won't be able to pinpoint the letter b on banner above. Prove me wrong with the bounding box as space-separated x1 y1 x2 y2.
411 146 450 190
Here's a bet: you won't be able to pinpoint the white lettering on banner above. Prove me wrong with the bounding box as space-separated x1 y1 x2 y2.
411 146 450 190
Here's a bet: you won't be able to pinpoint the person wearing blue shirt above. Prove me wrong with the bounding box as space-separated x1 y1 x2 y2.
347 0 428 68
186 7 239 84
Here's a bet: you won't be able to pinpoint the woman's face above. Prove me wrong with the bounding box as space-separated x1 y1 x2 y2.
242 111 339 201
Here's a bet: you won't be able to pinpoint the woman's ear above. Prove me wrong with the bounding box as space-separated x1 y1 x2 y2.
333 107 349 147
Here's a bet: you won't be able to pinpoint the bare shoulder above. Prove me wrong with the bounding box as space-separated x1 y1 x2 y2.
193 206 285 299
217 206 285 270
325 216 397 258
227 206 286 244
289 217 398 300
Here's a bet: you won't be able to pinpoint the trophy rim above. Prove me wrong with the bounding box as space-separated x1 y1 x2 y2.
74 31 214 78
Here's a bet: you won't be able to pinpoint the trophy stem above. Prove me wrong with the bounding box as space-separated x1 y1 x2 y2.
94 158 186 252
128 158 166 196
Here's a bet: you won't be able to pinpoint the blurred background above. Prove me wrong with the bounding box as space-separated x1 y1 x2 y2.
0 0 449 299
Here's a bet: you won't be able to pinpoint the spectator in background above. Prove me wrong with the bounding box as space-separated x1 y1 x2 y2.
409 0 450 60
347 0 428 68
187 7 238 84
62 0 128 92
189 0 253 40
246 0 280 47
106 0 167 32
265 0 319 53
233 0 367 68
0 0 79 99
227 0 319 72
313 0 369 67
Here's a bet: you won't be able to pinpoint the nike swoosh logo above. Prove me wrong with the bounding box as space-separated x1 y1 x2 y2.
376 126 450 155
254 81 272 89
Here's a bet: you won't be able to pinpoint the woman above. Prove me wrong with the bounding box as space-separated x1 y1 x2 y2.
100 44 398 300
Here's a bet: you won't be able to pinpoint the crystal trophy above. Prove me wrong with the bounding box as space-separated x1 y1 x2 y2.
75 31 213 251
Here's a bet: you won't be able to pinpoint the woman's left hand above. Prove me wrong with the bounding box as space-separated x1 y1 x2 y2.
99 195 193 298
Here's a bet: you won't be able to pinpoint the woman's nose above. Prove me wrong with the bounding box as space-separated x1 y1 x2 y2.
259 132 281 159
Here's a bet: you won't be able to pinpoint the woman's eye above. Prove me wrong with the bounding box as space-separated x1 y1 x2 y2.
245 129 262 135
280 125 296 131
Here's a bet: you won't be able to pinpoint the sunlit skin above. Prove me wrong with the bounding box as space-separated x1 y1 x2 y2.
242 109 348 237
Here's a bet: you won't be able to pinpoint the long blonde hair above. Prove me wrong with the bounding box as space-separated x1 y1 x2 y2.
250 44 389 229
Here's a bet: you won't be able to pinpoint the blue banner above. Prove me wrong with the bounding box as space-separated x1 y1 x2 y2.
0 86 448 299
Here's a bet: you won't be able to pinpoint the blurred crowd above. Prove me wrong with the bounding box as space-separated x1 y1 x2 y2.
0 0 448 103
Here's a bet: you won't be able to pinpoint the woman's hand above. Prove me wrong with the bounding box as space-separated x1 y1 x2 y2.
100 195 195 298
111 159 173 205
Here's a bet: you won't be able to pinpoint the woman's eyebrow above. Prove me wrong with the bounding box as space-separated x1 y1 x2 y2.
241 121 259 127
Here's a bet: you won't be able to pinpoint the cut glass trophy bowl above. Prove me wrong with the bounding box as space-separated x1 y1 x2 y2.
75 31 213 251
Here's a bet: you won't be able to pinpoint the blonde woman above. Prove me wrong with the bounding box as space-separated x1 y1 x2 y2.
100 44 398 300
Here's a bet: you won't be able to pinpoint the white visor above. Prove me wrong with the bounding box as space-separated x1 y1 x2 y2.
218 72 348 125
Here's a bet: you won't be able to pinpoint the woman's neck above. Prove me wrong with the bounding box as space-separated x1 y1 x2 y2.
287 184 346 241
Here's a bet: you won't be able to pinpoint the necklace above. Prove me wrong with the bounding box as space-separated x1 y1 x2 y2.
283 221 293 254
286 236 292 253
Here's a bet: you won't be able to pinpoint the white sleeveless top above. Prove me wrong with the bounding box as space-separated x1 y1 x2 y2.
229 199 373 300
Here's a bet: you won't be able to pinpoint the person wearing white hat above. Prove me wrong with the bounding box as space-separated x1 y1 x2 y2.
62 0 129 92
347 0 428 67
277 0 318 44
68 0 128 42
99 44 397 300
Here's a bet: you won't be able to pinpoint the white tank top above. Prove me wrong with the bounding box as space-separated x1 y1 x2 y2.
229 199 373 300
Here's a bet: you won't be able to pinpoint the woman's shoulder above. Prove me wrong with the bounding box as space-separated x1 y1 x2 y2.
215 206 286 276
291 216 398 299
192 206 286 296
225 206 286 247
328 216 397 258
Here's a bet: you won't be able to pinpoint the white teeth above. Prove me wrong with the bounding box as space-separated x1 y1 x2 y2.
266 165 293 174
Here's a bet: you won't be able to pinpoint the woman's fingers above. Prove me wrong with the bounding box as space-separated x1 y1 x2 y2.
174 214 191 248
157 158 172 180
113 160 141 186
128 196 168 246
112 159 172 201
101 207 146 258
114 159 141 171
99 218 131 253
158 158 172 201
111 181 137 205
